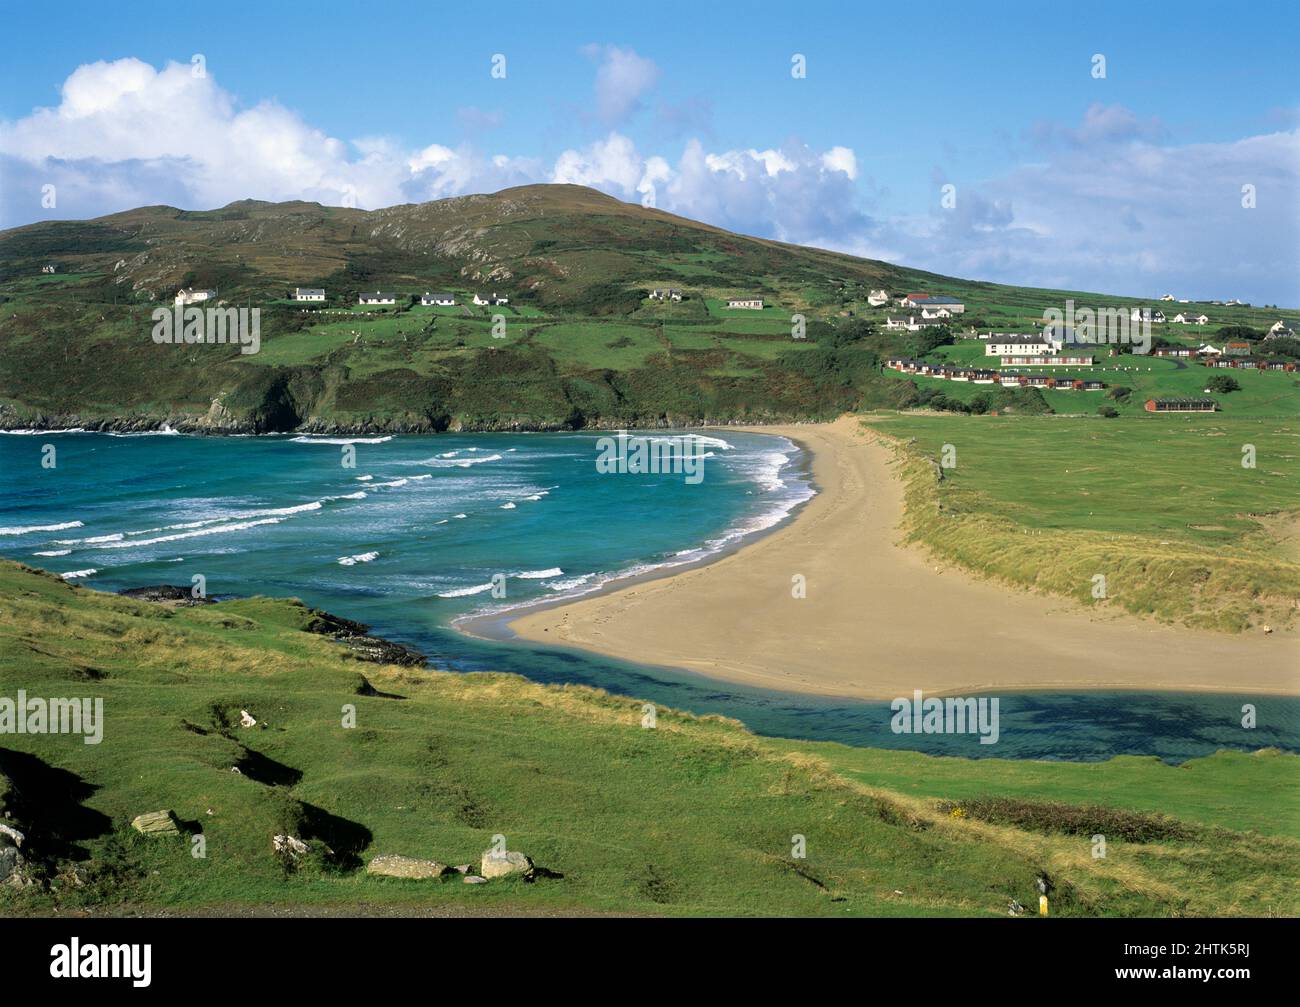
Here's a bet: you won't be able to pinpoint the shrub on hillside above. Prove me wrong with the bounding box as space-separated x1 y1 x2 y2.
937 797 1200 842
1098 404 1119 418
1263 336 1300 359
903 325 953 357
1206 375 1241 393
1215 325 1263 342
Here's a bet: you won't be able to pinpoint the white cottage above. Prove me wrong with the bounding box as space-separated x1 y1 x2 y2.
985 334 1059 356
175 287 216 305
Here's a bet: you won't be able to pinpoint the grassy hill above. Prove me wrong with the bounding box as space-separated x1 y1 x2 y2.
2 184 1296 432
0 560 1295 917
869 415 1300 631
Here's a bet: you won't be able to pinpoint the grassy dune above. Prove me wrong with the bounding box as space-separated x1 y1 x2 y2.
871 414 1300 631
0 561 1296 917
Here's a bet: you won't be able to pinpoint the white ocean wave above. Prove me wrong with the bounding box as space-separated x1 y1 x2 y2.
106 425 179 437
337 551 379 566
437 581 496 598
95 517 286 549
0 428 86 435
0 520 83 536
513 567 563 579
290 435 393 444
61 568 97 579
33 549 71 557
543 574 595 592
405 452 503 468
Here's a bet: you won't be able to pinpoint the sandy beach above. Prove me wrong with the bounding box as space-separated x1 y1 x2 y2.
505 415 1300 700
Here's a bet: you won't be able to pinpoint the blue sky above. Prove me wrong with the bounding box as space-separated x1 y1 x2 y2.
1 0 1297 302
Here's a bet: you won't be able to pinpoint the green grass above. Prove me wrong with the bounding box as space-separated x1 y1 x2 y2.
1 560 1295 917
868 413 1300 630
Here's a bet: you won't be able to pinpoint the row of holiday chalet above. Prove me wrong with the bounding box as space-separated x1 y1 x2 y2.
885 356 1106 390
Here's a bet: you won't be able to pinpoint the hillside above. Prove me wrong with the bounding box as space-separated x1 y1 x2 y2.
0 560 1295 917
2 184 1296 433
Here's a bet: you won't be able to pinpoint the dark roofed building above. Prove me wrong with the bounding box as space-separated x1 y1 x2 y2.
1144 397 1218 412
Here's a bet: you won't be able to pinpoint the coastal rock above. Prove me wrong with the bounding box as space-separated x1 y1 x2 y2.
0 823 27 887
117 585 213 606
273 834 310 861
463 875 488 884
131 810 181 836
480 849 532 879
366 855 450 879
239 709 257 728
303 607 426 666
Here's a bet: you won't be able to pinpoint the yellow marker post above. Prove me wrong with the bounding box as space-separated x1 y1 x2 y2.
1039 895 1048 917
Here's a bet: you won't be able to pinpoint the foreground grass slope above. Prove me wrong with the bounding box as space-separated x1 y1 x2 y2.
870 414 1300 632
0 561 1295 917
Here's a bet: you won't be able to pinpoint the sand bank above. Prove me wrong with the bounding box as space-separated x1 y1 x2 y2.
505 416 1299 700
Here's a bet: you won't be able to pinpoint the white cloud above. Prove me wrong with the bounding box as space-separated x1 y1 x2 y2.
865 118 1300 304
582 45 661 126
548 134 869 246
2 63 1294 303
0 57 539 220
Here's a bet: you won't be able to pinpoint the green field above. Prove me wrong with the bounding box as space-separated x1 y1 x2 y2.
869 413 1300 630
1 561 1295 917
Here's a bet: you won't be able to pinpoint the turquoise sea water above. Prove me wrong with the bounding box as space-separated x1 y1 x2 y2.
1 429 1295 763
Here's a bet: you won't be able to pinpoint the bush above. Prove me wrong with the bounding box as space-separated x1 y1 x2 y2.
1206 374 1240 393
1098 404 1119 418
937 797 1199 842
1107 385 1133 402
1214 325 1263 343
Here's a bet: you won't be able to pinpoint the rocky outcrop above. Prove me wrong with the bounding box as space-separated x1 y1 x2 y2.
366 855 450 879
0 821 28 888
130 810 181 836
303 609 426 666
117 585 213 606
480 849 532 879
